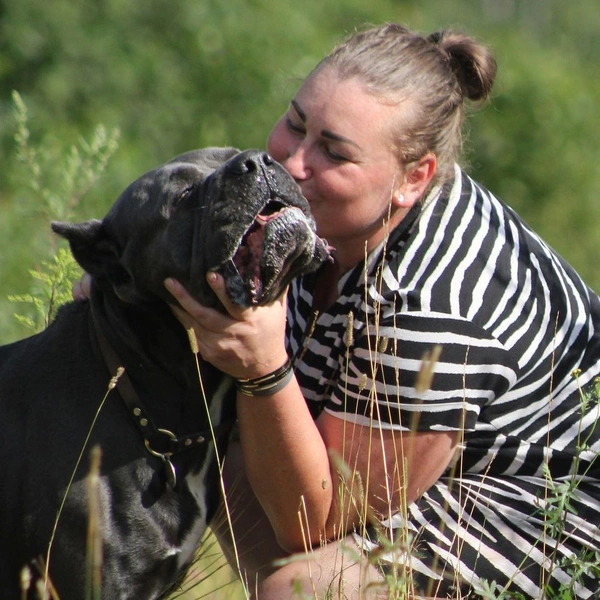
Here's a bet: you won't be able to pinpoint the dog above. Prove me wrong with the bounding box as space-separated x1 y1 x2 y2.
0 148 330 599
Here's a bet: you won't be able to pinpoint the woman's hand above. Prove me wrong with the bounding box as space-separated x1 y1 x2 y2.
164 273 289 380
72 272 92 301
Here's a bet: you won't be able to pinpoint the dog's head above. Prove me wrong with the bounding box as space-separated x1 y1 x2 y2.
52 148 331 309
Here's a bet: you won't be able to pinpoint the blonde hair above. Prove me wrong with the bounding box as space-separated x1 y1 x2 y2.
314 23 497 185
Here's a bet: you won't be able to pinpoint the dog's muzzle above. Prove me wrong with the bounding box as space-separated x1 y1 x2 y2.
192 150 332 308
221 204 331 305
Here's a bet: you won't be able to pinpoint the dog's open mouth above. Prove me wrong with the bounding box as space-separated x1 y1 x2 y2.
231 211 277 300
220 202 331 306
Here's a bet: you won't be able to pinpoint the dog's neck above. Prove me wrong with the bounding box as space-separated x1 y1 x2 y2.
88 287 212 427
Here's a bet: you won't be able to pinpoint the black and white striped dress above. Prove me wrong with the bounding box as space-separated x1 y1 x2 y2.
286 166 600 598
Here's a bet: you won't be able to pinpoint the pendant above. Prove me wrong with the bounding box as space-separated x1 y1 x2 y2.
163 456 177 489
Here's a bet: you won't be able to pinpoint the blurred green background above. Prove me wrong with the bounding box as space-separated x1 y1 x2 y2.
1 2 598 597
1 0 599 346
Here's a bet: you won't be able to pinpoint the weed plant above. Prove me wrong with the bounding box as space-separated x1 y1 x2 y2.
7 91 119 334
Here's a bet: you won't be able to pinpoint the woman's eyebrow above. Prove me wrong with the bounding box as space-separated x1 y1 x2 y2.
291 100 306 122
291 100 361 149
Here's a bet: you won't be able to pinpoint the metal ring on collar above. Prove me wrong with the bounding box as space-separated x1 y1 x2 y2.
144 428 177 458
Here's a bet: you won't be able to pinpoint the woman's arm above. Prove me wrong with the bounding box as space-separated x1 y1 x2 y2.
318 414 459 534
165 275 459 552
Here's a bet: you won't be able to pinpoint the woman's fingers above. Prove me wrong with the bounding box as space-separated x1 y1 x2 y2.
164 273 248 321
164 274 289 378
72 272 93 301
164 277 229 344
203 272 250 319
164 277 204 316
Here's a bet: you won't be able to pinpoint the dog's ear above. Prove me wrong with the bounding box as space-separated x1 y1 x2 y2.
52 220 150 304
51 220 120 276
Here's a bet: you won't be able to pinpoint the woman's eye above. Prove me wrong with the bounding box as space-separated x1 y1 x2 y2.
286 117 305 135
324 147 350 163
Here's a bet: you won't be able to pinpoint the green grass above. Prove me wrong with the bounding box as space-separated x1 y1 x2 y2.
175 533 245 600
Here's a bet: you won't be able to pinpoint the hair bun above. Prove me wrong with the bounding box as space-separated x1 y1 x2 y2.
428 30 497 102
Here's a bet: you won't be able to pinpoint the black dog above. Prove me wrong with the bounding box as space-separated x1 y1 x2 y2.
0 148 330 599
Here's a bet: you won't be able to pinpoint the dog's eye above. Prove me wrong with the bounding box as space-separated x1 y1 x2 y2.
176 184 197 204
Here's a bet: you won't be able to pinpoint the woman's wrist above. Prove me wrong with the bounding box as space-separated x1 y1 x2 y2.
234 357 294 396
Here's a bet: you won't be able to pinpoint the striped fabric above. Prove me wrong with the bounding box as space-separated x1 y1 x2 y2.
286 166 600 597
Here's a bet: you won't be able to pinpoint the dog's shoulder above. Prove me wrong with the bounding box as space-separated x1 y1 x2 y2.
0 301 91 381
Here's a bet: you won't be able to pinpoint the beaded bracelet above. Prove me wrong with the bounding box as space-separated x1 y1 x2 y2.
235 357 294 397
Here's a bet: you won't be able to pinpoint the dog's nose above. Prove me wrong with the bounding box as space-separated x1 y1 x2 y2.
231 150 274 175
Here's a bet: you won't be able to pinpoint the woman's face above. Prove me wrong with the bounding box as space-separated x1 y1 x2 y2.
267 68 409 266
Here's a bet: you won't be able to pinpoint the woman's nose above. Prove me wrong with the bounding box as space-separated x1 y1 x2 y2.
281 143 311 181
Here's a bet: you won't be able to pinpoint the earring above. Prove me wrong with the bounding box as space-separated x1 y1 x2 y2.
395 193 406 206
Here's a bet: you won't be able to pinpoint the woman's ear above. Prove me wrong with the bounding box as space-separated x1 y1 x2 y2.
406 153 437 198
393 153 437 208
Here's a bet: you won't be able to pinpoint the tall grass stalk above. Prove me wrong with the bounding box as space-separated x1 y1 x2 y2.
43 369 124 593
85 446 103 600
186 328 251 600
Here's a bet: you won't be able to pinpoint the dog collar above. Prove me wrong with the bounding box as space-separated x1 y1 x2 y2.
91 315 233 489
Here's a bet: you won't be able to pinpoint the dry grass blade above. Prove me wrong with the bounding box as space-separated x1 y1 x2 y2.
85 446 103 600
187 336 251 600
415 346 442 394
43 368 123 593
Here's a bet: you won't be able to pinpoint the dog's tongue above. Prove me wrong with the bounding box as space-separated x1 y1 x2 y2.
224 206 332 307
232 213 273 300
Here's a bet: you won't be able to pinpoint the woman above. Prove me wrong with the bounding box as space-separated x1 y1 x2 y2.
166 23 600 600
84 23 600 598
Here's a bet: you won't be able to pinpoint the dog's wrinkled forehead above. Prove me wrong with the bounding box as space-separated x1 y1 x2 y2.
165 147 241 172
105 147 240 237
